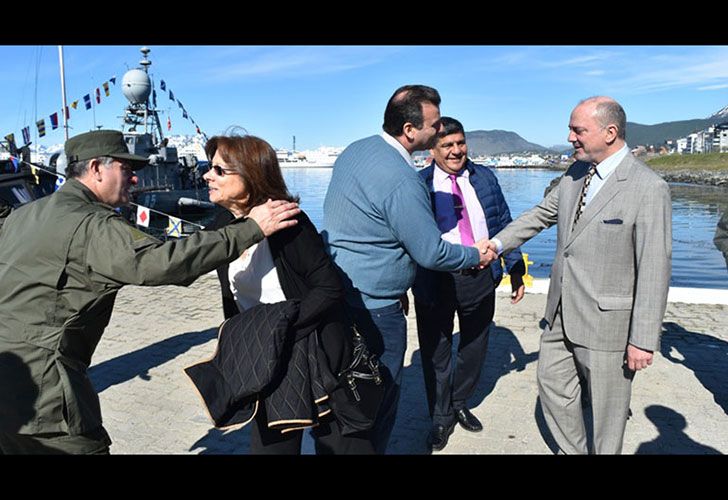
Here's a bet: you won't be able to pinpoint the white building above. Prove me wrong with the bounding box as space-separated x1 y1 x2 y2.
676 137 688 154
714 123 728 152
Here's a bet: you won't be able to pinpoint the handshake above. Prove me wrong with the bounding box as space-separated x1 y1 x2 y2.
474 238 498 268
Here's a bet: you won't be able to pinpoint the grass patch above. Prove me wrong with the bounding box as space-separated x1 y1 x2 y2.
646 152 728 172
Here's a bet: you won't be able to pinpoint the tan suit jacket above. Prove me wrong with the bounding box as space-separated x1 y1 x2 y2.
497 154 671 352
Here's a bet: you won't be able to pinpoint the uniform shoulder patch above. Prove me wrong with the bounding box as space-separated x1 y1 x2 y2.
129 226 152 243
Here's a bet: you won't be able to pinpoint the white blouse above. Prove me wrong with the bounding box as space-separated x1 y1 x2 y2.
227 238 286 311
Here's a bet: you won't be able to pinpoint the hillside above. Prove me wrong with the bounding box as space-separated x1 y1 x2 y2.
465 130 551 155
626 118 717 147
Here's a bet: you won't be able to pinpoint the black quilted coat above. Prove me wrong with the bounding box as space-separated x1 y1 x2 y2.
187 210 351 430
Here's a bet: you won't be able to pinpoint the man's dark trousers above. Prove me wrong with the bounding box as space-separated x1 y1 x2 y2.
415 269 495 427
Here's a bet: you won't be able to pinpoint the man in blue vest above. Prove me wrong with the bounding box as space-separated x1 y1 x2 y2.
323 86 497 453
412 117 525 451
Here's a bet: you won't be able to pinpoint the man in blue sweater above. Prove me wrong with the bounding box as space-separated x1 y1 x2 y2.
412 117 525 451
322 85 496 453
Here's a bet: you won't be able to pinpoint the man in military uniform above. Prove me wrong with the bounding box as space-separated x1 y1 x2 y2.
0 130 300 454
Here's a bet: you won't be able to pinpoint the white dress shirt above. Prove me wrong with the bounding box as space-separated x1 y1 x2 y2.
585 144 629 205
432 165 488 244
380 132 416 168
228 238 286 311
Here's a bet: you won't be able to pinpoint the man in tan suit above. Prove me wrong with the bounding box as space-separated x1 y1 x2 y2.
489 96 672 454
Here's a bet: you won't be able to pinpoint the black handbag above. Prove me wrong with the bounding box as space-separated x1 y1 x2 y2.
317 318 385 436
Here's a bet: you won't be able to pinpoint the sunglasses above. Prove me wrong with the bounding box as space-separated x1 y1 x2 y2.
210 164 240 176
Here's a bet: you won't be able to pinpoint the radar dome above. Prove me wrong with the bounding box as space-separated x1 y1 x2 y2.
122 69 151 105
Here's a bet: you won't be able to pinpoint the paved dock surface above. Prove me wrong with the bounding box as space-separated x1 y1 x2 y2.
91 274 728 454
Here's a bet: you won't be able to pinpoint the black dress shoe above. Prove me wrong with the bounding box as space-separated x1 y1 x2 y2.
429 423 454 451
455 408 482 432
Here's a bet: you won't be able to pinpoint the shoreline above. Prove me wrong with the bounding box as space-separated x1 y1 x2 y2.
491 165 728 187
653 169 728 187
496 278 728 305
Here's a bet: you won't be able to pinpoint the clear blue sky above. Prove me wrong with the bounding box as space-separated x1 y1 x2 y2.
2 45 727 151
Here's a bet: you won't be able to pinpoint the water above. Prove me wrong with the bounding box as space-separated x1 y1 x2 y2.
276 167 728 290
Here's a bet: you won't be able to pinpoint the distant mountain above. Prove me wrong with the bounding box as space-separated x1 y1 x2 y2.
465 130 550 155
626 104 728 147
626 119 715 147
710 104 728 120
550 144 572 154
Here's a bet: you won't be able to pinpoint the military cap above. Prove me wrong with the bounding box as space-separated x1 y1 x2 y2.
65 130 148 170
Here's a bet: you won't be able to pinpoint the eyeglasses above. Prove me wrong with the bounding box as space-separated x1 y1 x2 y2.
210 164 240 176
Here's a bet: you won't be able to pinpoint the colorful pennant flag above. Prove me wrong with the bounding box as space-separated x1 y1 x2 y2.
196 125 201 134
54 176 66 191
50 112 59 130
10 156 19 172
166 216 182 237
21 127 30 145
96 88 101 104
71 100 79 109
160 80 166 91
182 110 188 119
84 94 92 110
167 116 171 131
152 89 157 108
110 76 116 85
4 133 16 153
36 119 46 137
64 106 70 120
136 206 150 227
103 82 110 97
169 90 174 101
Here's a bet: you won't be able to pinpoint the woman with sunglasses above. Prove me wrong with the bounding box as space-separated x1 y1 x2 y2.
202 132 374 454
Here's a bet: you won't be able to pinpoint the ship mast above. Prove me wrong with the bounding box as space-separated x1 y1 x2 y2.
121 47 164 144
58 46 69 141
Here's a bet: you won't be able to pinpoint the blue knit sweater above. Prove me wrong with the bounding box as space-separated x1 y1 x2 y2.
322 135 480 309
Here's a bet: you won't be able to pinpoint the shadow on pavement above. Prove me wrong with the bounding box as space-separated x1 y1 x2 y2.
388 322 538 454
90 328 218 393
660 322 728 415
189 426 251 455
636 405 720 455
470 323 539 408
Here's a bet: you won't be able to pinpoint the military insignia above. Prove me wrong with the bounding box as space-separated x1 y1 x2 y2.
129 226 159 249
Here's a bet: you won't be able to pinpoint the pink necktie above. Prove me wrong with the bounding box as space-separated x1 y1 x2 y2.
450 174 475 246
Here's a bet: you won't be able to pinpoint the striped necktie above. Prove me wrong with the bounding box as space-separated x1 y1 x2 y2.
572 162 598 231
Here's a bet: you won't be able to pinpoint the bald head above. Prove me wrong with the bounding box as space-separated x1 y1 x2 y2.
578 96 627 141
568 96 627 164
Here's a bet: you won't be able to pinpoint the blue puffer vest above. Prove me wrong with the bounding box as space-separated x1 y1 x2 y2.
412 159 523 306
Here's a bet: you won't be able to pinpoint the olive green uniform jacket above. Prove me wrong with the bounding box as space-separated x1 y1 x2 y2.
0 178 263 436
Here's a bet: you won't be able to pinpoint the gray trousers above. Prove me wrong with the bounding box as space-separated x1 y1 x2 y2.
537 308 634 454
